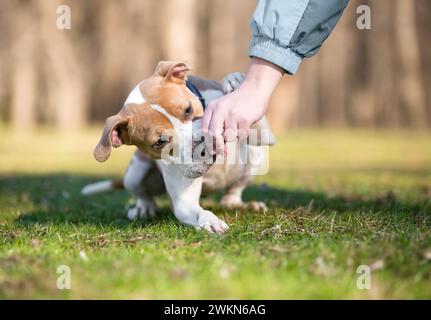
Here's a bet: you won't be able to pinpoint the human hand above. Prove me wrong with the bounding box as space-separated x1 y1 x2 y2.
202 58 284 152
203 80 268 143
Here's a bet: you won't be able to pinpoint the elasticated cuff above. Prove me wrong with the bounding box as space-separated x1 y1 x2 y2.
248 36 303 75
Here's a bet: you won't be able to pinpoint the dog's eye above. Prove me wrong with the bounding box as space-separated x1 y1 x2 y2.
152 137 169 149
184 103 193 118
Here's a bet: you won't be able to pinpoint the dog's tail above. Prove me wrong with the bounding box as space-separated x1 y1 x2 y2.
81 179 124 196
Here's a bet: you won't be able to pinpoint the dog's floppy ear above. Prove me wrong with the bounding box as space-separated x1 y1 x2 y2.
155 61 191 83
94 114 130 162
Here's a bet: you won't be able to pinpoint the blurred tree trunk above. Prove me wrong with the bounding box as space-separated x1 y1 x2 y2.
38 0 89 131
208 0 236 80
296 2 354 127
267 77 299 132
125 0 162 80
0 1 13 123
345 0 373 127
160 0 198 65
395 0 427 128
317 7 351 127
0 0 430 130
297 55 321 127
95 1 136 118
195 0 211 76
416 0 431 125
198 0 254 78
232 1 256 74
9 1 38 130
367 0 399 127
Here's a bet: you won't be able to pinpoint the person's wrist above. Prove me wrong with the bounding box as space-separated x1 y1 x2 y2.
240 77 272 102
235 85 268 122
242 58 283 99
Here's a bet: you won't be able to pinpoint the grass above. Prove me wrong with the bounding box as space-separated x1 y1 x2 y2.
0 127 430 299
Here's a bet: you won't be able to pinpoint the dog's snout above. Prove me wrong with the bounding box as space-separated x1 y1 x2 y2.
192 137 204 152
199 144 216 162
191 138 215 164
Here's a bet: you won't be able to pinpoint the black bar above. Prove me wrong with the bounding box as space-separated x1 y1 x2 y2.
1 300 429 318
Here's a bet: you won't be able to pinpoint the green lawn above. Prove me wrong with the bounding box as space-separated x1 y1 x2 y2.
0 128 430 299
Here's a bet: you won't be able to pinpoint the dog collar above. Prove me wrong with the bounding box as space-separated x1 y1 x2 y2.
186 80 206 110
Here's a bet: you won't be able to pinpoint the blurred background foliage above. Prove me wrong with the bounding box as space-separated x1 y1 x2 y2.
0 0 430 133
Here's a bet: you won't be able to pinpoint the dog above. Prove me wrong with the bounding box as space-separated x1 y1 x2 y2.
82 61 275 234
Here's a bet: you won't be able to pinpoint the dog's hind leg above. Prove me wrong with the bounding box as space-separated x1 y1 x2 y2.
220 176 267 213
123 151 157 220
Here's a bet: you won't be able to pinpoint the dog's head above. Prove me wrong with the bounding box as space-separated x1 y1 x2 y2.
94 61 214 178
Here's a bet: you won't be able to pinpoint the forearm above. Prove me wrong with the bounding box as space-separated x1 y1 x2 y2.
249 0 350 74
241 58 284 102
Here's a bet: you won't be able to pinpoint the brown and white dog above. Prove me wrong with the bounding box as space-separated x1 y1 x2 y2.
82 61 275 234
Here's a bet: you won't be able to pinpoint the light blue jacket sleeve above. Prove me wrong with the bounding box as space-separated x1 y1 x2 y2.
249 0 350 74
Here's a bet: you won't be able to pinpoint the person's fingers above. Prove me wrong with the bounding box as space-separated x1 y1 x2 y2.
208 103 225 137
214 132 226 157
201 102 214 133
237 119 250 141
223 116 238 142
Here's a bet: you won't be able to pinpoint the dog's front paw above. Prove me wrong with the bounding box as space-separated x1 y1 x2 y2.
127 198 156 220
196 210 229 234
221 72 245 94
